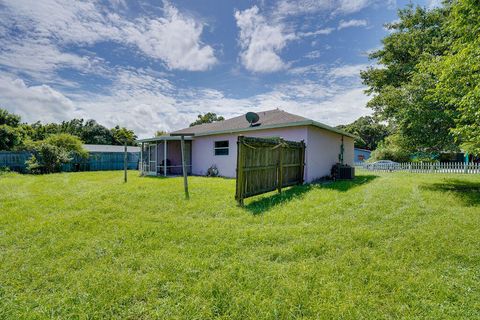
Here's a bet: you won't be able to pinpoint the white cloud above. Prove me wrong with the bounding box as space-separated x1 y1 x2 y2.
338 19 368 30
274 0 381 17
427 0 443 9
0 39 103 83
335 0 371 14
0 75 76 123
0 0 217 72
304 50 322 59
297 27 335 37
122 4 217 71
1 61 371 137
235 6 295 73
329 64 368 77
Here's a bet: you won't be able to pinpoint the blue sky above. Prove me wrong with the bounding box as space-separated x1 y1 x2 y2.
0 0 439 137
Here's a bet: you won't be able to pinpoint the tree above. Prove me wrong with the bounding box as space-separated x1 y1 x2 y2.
26 134 88 174
431 0 480 155
79 119 115 145
111 126 137 145
360 4 456 153
0 125 24 151
0 108 26 150
369 134 412 163
337 116 390 150
155 130 168 137
0 108 21 127
189 112 224 127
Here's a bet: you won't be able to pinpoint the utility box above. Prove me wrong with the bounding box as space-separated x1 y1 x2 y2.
331 163 355 180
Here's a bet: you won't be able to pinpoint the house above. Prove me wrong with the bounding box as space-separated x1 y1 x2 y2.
137 109 355 183
354 148 372 163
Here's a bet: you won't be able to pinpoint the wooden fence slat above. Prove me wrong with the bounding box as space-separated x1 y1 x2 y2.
236 137 305 205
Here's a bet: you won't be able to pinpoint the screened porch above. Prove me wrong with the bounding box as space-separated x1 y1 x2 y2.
138 136 192 176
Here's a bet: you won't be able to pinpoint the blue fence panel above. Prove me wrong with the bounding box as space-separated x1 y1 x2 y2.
0 151 32 173
0 151 139 173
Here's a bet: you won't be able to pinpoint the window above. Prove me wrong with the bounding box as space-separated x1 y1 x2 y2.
214 140 229 156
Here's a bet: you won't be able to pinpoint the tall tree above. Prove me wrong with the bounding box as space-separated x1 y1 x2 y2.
0 108 21 127
155 130 168 137
337 116 390 150
189 112 224 127
0 108 25 150
361 4 456 153
431 0 480 155
111 126 137 146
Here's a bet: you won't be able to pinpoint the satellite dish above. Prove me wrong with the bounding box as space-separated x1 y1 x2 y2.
245 112 260 126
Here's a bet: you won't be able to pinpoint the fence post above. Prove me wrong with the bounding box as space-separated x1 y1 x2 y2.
124 142 127 183
180 135 189 200
299 140 306 184
236 136 245 206
277 139 284 194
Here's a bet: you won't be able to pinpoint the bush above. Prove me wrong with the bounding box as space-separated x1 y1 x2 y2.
369 134 412 163
0 166 11 174
26 134 88 174
0 124 24 151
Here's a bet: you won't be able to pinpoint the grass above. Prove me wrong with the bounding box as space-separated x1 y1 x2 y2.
0 170 479 319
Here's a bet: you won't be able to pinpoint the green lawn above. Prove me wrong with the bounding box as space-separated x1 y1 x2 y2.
0 170 479 319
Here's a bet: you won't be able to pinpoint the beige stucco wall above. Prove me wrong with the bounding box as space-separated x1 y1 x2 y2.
191 125 354 182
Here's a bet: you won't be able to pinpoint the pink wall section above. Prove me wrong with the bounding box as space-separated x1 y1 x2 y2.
305 126 354 181
190 125 354 182
191 126 308 178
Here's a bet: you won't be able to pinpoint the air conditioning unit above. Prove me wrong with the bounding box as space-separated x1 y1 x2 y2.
331 163 355 180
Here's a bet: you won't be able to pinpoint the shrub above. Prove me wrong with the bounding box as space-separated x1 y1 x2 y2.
26 134 88 174
369 134 412 163
0 166 11 174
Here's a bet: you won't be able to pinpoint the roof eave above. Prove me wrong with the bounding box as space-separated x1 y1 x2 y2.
136 136 193 143
191 120 357 139
310 121 357 139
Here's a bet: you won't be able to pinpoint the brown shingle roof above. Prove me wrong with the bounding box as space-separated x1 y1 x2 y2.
172 109 308 135
169 109 355 138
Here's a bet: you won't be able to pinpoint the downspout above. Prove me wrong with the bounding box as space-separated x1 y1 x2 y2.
339 135 344 165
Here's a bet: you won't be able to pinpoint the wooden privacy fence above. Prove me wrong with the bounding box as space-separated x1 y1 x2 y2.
235 136 305 205
356 162 480 174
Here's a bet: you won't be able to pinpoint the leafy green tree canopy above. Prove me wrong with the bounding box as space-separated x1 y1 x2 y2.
337 116 390 150
111 126 137 146
0 108 25 151
361 4 456 153
26 134 88 174
189 112 224 127
155 130 168 137
0 108 21 127
432 0 480 155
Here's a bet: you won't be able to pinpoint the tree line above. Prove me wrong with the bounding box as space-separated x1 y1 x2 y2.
356 0 479 162
0 108 138 173
0 108 137 151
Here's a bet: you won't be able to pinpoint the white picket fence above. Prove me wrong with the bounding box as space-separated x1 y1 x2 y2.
355 162 480 174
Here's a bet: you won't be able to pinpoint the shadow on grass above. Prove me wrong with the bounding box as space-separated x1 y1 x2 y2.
140 175 169 180
422 179 480 206
245 174 378 215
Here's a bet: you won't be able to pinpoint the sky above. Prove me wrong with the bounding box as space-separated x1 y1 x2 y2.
0 0 439 138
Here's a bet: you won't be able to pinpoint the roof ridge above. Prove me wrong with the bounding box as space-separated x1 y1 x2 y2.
163 109 355 139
